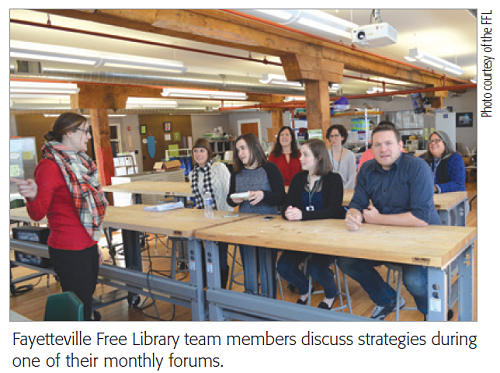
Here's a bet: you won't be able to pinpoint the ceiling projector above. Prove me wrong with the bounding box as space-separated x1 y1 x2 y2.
351 23 397 48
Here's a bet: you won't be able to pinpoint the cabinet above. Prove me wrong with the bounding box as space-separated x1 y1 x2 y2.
209 139 235 159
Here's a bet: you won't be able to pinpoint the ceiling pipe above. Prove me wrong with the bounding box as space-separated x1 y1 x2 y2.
9 66 305 96
218 83 477 111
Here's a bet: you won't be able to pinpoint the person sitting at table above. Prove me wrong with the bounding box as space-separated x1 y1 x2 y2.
326 124 357 189
188 138 233 288
268 126 301 187
420 130 466 194
357 121 406 171
339 122 441 320
277 139 344 309
227 133 285 297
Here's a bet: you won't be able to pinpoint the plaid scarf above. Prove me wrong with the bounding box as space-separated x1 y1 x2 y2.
191 160 217 210
42 141 108 241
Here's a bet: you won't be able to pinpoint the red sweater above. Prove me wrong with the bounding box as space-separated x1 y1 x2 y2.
26 159 97 250
268 152 302 186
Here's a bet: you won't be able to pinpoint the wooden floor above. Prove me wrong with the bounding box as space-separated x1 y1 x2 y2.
10 182 477 322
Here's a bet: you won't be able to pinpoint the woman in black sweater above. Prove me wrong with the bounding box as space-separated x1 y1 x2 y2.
277 139 344 309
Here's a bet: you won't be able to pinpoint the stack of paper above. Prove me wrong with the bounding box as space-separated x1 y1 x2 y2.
143 201 184 212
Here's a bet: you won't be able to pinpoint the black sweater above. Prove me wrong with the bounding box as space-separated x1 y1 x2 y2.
282 171 345 221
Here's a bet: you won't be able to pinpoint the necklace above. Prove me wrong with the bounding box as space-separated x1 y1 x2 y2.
306 174 322 211
432 158 442 180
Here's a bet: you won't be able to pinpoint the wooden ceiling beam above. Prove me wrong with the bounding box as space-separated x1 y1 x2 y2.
71 84 162 110
40 9 465 88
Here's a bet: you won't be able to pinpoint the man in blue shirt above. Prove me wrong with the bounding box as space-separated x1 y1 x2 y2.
339 122 440 320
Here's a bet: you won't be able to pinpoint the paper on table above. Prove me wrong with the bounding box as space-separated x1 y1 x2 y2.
143 201 184 212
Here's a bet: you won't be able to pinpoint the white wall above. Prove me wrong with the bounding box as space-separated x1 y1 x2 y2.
190 114 230 141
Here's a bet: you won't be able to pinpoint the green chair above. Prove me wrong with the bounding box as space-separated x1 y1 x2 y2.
44 291 84 321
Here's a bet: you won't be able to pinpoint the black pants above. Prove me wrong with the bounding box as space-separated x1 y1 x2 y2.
49 245 99 321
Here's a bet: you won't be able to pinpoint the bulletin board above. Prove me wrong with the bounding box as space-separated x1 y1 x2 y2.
10 137 38 194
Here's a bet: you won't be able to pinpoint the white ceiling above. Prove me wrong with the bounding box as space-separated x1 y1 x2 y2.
9 9 477 111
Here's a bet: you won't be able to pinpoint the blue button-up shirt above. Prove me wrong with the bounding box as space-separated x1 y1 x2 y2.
351 153 441 225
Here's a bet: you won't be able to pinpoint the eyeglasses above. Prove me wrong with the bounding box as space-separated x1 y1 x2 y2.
429 139 443 144
329 134 341 139
76 128 90 135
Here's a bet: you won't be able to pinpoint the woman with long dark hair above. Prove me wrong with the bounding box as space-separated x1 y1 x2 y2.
227 133 285 296
268 126 301 186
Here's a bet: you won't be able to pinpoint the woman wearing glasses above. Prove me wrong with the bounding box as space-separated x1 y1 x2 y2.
325 124 357 189
421 130 466 193
12 113 108 321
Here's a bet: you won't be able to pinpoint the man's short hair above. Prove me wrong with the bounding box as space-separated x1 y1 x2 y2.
372 121 401 142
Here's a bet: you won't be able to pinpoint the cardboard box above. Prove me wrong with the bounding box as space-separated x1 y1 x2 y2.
153 160 182 171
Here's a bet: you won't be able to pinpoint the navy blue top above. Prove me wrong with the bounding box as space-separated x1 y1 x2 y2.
430 152 466 193
351 153 441 225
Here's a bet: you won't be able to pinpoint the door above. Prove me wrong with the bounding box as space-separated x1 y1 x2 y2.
238 118 262 142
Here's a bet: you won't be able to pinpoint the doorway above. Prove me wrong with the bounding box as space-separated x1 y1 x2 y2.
237 118 262 142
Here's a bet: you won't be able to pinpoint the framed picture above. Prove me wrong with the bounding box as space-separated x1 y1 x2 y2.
140 125 147 135
456 112 473 127
163 121 171 132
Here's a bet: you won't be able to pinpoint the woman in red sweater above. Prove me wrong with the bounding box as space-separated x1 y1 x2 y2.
268 126 301 186
13 113 108 321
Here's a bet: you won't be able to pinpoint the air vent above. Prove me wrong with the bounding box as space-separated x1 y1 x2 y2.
15 60 42 74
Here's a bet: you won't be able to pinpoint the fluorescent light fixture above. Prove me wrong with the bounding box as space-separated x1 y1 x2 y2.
367 87 396 94
10 40 186 74
366 87 407 97
10 81 80 94
98 54 186 73
248 9 358 40
405 48 464 76
259 74 302 87
296 10 357 39
126 97 178 109
284 96 306 102
161 88 247 100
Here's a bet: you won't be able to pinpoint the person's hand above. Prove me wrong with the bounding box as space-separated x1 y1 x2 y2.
284 206 302 221
248 190 264 206
11 178 38 201
345 208 363 231
362 205 381 225
98 247 104 265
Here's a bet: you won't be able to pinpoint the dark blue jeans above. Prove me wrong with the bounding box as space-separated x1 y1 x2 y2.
336 257 428 314
277 251 338 298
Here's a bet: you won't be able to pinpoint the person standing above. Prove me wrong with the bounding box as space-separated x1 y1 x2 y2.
268 126 301 187
339 122 441 320
13 112 108 321
326 124 357 189
188 138 233 288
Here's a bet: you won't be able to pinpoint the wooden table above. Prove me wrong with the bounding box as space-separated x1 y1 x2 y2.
103 181 193 205
9 206 254 321
343 190 469 226
195 215 476 321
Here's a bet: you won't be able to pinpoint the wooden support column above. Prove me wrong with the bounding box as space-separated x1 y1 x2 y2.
303 80 331 134
71 84 162 186
90 109 115 186
281 53 343 136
